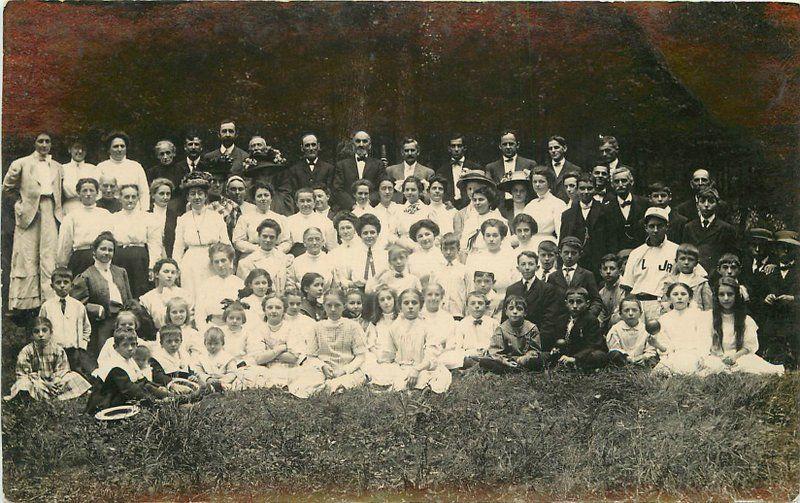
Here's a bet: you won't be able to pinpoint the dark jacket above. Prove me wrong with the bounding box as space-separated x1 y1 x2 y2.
503 277 562 350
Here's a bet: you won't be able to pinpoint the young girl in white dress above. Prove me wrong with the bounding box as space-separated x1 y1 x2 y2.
651 282 712 375
698 277 784 375
362 284 398 379
282 288 316 358
419 282 456 354
139 258 191 330
370 288 452 393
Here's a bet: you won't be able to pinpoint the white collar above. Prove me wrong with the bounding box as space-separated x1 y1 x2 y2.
504 155 517 163
618 194 632 204
552 158 564 168
95 261 112 273
451 157 465 164
403 161 417 171
219 144 234 155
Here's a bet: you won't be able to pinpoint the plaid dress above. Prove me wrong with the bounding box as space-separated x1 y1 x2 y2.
6 342 91 401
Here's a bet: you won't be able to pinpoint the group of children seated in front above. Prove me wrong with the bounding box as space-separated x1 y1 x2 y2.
8 212 790 410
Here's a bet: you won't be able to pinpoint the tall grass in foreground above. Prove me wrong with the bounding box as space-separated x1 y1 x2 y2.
3 369 798 502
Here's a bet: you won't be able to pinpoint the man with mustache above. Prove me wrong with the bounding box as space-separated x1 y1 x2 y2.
332 130 383 210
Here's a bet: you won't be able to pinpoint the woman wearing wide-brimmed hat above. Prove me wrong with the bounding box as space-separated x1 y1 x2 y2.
497 170 533 222
171 171 232 304
452 171 505 257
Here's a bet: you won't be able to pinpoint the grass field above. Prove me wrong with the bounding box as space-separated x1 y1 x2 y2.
2 366 798 502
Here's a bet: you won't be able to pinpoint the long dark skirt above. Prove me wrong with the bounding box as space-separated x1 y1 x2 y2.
112 246 151 298
68 249 95 278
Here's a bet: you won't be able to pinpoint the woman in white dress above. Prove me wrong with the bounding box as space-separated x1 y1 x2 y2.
147 178 179 258
232 181 291 260
61 140 98 215
172 171 231 304
138 258 191 330
394 176 430 241
464 218 518 300
328 212 361 285
96 131 150 211
523 166 567 251
425 175 457 237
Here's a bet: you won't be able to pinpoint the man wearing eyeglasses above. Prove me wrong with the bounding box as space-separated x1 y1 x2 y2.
675 168 730 221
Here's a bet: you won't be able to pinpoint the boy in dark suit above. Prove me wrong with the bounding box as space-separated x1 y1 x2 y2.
502 250 562 350
761 230 800 369
547 237 605 321
560 173 605 277
646 182 687 245
550 287 609 370
681 187 738 274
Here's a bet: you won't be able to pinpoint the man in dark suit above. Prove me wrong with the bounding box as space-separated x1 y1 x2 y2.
600 166 649 254
560 173 606 277
674 168 731 222
201 120 249 176
332 130 384 210
385 137 434 203
485 130 537 183
502 250 563 350
547 135 583 203
166 132 205 211
434 133 482 209
681 187 738 274
283 133 335 213
598 135 626 178
591 164 614 204
759 231 800 368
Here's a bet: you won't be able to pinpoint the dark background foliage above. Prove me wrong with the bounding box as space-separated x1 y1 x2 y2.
2 2 797 214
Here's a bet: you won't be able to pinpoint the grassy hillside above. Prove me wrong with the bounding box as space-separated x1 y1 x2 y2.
3 369 797 502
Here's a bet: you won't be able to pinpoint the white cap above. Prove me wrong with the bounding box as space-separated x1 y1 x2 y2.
644 207 669 223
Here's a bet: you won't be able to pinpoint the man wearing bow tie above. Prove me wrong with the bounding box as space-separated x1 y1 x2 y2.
547 135 583 203
333 130 384 210
170 131 206 210
485 130 537 188
434 133 482 209
285 133 335 212
600 166 649 254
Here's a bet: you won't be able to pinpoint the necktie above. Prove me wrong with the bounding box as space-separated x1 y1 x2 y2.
702 219 710 229
363 247 375 280
60 298 66 314
620 200 632 208
564 267 575 285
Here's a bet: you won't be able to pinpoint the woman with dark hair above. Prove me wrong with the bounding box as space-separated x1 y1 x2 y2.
232 181 291 260
148 177 178 258
96 131 150 210
2 132 64 311
394 176 430 240
139 258 190 330
71 232 133 357
57 178 113 277
172 171 232 304
523 165 567 251
329 211 361 285
497 171 533 222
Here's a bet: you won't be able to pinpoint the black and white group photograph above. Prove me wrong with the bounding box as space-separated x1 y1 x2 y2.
1 1 798 501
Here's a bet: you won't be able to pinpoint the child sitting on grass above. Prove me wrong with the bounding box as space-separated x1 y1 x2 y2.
192 327 240 391
282 288 316 356
86 328 170 414
440 291 499 370
150 324 195 386
605 296 658 367
133 345 154 382
97 310 148 369
370 288 452 393
480 295 545 374
698 277 784 375
363 284 398 378
288 289 368 398
298 272 326 321
419 282 456 351
651 283 712 375
5 317 92 402
663 243 712 311
550 287 608 370
220 300 253 359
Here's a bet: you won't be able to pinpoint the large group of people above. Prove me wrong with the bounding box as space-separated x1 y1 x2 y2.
3 122 796 410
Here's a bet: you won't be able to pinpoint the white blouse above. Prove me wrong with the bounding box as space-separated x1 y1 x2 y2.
172 208 231 263
232 208 291 255
285 211 338 249
110 210 163 268
522 191 567 244
236 248 294 294
57 205 113 265
61 161 99 215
